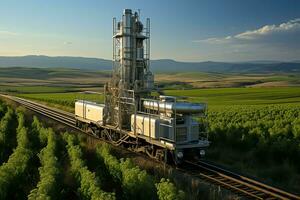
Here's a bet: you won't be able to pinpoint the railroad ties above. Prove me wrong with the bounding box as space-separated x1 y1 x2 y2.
183 160 300 200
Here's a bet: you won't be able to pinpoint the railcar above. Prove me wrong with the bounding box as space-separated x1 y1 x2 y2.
75 9 209 164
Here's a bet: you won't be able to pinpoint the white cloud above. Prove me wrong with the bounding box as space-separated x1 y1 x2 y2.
194 18 300 44
193 37 230 44
191 18 300 61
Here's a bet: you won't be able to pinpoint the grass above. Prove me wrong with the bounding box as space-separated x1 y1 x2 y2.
0 67 110 80
14 87 300 112
164 87 300 105
0 67 109 93
0 86 77 94
1 67 300 91
17 92 104 112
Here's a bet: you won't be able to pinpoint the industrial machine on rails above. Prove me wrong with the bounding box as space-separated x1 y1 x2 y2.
75 9 209 164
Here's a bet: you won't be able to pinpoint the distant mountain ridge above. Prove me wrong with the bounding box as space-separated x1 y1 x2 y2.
0 55 112 70
0 55 299 73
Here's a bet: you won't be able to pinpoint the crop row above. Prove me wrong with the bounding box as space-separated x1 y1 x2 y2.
97 143 185 200
64 134 116 200
0 107 16 164
208 104 300 162
0 111 33 199
28 118 61 200
0 101 7 119
206 104 300 190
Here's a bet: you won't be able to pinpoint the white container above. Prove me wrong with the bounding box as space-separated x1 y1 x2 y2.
75 100 105 125
131 114 160 138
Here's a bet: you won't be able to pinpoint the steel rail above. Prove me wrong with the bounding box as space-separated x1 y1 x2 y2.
183 160 300 200
1 94 299 200
13 96 75 118
2 95 101 140
198 161 300 200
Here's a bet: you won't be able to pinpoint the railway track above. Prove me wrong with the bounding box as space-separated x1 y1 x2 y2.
1 95 78 128
183 160 300 200
1 94 299 200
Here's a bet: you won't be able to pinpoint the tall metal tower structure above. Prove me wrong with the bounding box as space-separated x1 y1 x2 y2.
104 9 154 129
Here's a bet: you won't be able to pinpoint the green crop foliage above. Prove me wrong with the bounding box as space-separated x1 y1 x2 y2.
205 104 300 191
0 101 7 119
164 87 300 105
64 134 115 200
165 87 300 191
31 116 50 147
0 108 16 163
96 144 156 200
0 111 33 199
28 119 61 200
156 178 185 200
207 104 300 162
119 158 156 199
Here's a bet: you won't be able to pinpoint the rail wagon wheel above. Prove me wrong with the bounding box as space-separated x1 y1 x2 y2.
89 127 100 138
100 129 109 140
94 129 100 138
155 149 167 163
87 127 94 135
75 120 80 128
171 151 183 165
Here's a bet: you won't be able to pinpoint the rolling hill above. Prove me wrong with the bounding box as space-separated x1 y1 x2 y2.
0 55 300 73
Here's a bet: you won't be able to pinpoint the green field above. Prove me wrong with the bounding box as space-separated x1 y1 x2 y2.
14 87 300 192
15 87 300 113
17 92 104 112
0 67 108 93
1 67 300 92
165 87 300 105
165 87 300 191
9 86 300 114
0 86 78 93
2 67 300 193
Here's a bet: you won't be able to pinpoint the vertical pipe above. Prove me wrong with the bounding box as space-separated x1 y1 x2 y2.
112 18 116 73
147 18 150 69
132 14 136 88
134 91 137 135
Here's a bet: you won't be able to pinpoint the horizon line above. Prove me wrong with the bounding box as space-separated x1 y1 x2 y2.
0 54 298 63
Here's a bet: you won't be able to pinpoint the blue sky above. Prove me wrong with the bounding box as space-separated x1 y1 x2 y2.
0 0 299 61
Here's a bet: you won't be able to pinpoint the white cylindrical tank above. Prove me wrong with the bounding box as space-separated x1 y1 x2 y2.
143 100 206 114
